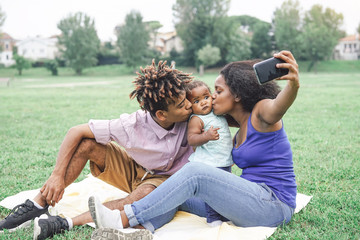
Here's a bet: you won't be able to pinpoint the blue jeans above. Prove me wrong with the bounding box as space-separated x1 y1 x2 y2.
124 162 294 233
205 166 231 223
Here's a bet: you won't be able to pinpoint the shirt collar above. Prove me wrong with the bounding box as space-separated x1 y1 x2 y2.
146 111 179 139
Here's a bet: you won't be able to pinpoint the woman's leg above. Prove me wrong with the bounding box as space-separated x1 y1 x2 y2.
125 162 294 229
131 197 207 232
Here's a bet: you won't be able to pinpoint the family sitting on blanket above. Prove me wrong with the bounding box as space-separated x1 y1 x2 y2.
0 50 300 240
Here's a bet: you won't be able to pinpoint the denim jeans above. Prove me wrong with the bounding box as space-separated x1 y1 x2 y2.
124 162 295 233
205 166 231 223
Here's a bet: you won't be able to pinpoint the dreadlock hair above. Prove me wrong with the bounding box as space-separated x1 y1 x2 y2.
130 59 193 116
185 80 211 99
220 60 281 112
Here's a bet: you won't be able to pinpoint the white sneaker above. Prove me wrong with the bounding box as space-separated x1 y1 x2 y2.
91 227 153 240
88 196 123 229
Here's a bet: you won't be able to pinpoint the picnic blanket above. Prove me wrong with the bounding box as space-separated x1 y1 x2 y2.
0 175 312 240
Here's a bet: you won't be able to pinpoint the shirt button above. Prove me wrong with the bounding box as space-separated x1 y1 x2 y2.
170 158 173 160
168 140 170 143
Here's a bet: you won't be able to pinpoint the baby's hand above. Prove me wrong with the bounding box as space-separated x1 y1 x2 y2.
205 126 220 141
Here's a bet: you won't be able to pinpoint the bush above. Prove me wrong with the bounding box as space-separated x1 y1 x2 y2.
159 49 189 67
44 60 58 76
13 54 31 75
31 60 46 68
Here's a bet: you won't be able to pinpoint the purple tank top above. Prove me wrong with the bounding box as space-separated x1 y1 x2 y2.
232 114 297 208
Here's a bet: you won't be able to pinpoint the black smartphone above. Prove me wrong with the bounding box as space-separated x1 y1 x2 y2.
253 57 289 84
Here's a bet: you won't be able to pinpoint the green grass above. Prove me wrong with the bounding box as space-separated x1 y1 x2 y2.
0 64 359 239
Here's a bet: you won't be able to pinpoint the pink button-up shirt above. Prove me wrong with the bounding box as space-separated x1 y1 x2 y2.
88 110 192 175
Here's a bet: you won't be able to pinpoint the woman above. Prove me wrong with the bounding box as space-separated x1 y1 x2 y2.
89 50 300 238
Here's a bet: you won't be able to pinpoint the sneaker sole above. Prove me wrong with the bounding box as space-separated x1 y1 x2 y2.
33 214 48 240
91 227 153 240
88 196 103 229
0 220 32 234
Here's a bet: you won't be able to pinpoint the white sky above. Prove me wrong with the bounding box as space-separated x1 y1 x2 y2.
1 0 359 41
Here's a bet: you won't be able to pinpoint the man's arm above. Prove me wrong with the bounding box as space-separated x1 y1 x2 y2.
40 123 95 206
187 116 219 147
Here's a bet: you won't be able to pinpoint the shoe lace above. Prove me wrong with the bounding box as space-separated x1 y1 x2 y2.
50 217 69 234
5 201 33 219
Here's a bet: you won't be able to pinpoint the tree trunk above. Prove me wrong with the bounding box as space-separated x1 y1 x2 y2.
307 60 316 72
199 65 204 76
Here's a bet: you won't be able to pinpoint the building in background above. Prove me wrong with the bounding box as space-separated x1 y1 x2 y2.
333 34 360 60
16 36 59 60
0 32 16 66
149 31 183 55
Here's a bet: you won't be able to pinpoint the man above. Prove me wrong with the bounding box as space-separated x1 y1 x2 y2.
0 60 194 239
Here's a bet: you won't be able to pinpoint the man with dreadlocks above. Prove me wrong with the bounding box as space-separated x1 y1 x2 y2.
0 60 194 240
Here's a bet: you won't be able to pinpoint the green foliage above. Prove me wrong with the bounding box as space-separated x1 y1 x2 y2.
226 29 251 62
13 54 31 75
97 41 121 65
173 0 230 66
273 0 303 58
301 5 345 71
146 20 163 49
57 12 100 75
250 22 272 59
44 60 58 76
231 15 264 32
116 11 150 69
163 48 188 67
0 5 5 28
0 5 5 52
197 44 221 67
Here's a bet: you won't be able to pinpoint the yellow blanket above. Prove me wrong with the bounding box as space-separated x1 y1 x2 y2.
0 175 312 240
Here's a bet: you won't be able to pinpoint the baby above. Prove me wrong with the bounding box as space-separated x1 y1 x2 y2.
186 80 233 227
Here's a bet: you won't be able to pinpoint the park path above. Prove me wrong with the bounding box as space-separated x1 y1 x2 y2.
23 80 116 88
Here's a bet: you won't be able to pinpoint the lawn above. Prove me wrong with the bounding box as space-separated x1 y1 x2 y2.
0 65 359 239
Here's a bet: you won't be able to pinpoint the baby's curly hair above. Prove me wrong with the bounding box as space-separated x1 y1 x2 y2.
185 80 211 99
220 60 281 112
130 60 193 116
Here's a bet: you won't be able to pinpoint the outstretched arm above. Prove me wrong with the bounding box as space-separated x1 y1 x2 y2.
40 123 95 206
256 50 300 125
187 116 219 147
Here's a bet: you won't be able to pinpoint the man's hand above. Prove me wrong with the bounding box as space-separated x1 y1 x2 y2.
40 174 65 207
204 126 220 141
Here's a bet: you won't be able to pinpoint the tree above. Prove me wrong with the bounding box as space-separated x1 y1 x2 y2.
0 5 6 51
231 15 264 32
13 54 31 75
357 22 360 34
57 12 100 75
250 22 273 59
116 11 150 69
197 44 221 67
226 29 251 62
44 60 58 76
301 5 345 71
197 44 220 75
146 21 163 49
273 0 303 58
0 5 5 28
173 0 230 66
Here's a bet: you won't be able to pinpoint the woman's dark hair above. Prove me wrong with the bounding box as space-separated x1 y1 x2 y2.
130 59 193 116
220 60 281 112
185 80 211 99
